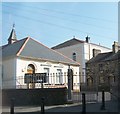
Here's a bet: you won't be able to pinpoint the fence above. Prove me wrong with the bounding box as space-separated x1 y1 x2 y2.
3 72 81 92
4 71 112 92
72 92 98 103
80 83 110 92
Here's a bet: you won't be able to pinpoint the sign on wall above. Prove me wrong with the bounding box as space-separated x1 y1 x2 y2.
24 73 47 83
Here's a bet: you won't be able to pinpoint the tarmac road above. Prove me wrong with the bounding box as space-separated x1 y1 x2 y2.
2 100 119 114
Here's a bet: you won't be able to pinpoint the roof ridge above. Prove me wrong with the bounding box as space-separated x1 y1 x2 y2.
98 51 113 55
16 37 30 56
52 38 84 49
87 51 113 63
73 38 85 42
52 37 111 50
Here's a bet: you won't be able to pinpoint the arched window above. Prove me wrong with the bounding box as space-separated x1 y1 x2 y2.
72 52 76 61
27 64 35 89
87 76 93 86
27 64 35 74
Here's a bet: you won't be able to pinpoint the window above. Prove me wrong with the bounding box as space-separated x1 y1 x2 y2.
99 76 104 84
44 68 49 83
56 69 62 84
27 64 35 89
93 49 101 57
87 77 93 86
27 64 35 74
72 53 76 61
99 64 103 71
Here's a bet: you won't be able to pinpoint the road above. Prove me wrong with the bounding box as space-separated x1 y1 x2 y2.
2 100 119 114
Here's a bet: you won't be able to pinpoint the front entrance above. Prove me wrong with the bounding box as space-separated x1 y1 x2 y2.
27 64 35 89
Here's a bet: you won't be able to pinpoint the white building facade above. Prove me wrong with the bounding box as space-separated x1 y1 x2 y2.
2 27 80 90
3 56 80 90
52 37 112 83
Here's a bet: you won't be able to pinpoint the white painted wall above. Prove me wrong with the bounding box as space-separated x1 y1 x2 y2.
2 57 16 89
53 42 111 83
84 43 112 62
16 57 80 90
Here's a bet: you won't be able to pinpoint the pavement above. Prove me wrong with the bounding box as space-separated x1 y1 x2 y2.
1 100 119 114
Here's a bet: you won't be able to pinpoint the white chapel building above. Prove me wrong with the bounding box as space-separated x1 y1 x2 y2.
52 36 112 83
2 26 80 90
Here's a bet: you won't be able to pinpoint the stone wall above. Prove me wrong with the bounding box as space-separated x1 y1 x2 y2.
2 87 67 106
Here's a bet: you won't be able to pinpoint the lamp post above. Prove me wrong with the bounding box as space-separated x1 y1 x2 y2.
67 65 73 103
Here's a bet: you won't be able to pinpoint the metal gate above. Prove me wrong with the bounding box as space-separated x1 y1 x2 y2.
72 91 98 103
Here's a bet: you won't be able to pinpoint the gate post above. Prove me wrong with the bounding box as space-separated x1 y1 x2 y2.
67 65 73 103
82 93 86 114
41 97 45 114
100 89 106 110
10 98 15 114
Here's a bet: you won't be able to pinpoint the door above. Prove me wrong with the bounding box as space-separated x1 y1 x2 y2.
27 64 35 89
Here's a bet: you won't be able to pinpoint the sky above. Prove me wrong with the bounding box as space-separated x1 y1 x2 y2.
2 2 118 49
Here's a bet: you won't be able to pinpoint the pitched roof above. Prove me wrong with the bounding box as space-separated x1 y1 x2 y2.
104 50 120 61
87 52 114 63
2 38 27 58
2 37 80 66
51 38 111 50
51 38 85 49
87 50 120 64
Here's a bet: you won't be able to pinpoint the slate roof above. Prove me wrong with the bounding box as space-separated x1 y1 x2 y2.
2 37 80 66
2 38 27 58
51 38 111 50
87 50 120 64
51 38 85 49
87 52 114 63
105 50 120 61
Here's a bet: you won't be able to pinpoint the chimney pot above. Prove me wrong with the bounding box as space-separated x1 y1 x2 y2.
86 36 90 43
112 41 118 53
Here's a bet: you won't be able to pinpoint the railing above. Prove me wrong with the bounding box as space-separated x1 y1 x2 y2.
80 83 110 92
2 72 81 91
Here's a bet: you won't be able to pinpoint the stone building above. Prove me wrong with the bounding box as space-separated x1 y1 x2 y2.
85 41 119 92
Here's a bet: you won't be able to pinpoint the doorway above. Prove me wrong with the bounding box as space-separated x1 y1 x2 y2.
27 64 35 89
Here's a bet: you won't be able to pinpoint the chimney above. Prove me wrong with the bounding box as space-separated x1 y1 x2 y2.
93 49 101 57
112 41 118 53
86 36 90 43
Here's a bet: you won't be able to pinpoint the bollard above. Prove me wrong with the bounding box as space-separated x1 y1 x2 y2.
100 89 105 110
10 98 15 114
82 93 86 114
41 97 45 114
